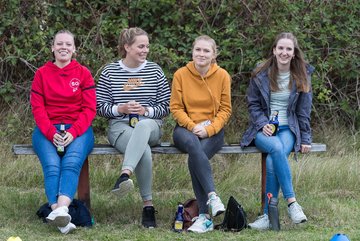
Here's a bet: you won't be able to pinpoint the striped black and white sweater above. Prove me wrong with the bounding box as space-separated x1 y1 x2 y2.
96 60 170 122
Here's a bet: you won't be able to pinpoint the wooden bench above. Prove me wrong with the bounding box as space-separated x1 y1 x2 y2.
12 143 326 211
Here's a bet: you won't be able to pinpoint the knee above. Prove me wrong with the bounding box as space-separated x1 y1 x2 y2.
62 156 83 172
269 141 285 154
44 164 60 177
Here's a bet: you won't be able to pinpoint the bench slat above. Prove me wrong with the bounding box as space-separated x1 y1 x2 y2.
12 143 326 155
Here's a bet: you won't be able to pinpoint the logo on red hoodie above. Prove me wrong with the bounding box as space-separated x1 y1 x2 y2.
69 78 81 92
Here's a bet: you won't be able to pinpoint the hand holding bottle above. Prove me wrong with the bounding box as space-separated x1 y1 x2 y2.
62 132 74 147
192 124 208 138
262 124 275 136
118 100 144 115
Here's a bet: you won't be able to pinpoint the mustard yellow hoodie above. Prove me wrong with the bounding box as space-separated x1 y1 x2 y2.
170 61 232 137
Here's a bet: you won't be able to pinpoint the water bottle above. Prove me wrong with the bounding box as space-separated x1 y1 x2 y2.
174 204 184 232
56 123 66 156
269 110 279 136
129 113 139 128
267 193 280 231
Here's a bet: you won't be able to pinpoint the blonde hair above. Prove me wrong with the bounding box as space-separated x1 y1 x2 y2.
192 35 218 63
51 30 75 59
52 29 75 46
118 27 148 58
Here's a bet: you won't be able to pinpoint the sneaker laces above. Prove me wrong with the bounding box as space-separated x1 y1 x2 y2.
206 194 217 205
290 203 303 214
255 214 268 221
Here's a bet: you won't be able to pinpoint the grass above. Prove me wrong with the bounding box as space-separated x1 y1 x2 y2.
1 126 360 241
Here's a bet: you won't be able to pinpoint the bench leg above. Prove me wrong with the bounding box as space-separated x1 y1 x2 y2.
261 153 267 212
78 158 91 210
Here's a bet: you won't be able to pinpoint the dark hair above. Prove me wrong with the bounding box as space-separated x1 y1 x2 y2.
118 27 148 58
192 35 218 63
252 32 310 92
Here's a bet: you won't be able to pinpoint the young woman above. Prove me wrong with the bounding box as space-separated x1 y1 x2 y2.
170 35 232 233
96 27 170 228
31 30 96 234
241 32 314 230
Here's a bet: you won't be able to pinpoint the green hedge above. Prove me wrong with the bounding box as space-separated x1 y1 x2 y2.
1 0 359 134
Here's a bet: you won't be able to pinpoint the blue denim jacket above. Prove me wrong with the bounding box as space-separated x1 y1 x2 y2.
240 65 315 154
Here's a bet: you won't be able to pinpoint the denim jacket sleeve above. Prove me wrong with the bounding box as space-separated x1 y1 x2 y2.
247 77 269 132
295 66 314 145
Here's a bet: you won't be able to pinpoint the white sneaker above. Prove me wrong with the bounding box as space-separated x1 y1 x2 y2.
288 202 307 224
58 222 76 234
187 214 214 233
207 194 225 217
46 206 71 227
248 214 270 230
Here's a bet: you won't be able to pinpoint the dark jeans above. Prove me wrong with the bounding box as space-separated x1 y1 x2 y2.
173 125 224 214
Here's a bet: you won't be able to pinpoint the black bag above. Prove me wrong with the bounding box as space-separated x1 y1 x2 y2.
215 196 247 232
36 199 93 227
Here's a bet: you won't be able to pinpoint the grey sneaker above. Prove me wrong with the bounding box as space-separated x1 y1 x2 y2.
58 222 76 234
111 175 134 198
207 194 225 217
248 214 270 230
288 202 307 224
46 206 71 227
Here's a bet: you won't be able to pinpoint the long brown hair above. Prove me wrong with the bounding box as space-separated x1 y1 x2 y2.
252 32 310 92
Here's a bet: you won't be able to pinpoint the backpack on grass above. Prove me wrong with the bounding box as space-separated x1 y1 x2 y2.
36 199 93 227
215 196 247 232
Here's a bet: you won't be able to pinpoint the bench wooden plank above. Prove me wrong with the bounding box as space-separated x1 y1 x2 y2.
12 142 327 211
12 143 327 155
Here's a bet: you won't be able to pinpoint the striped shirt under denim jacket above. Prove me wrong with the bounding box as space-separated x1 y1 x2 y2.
96 60 171 125
241 64 315 154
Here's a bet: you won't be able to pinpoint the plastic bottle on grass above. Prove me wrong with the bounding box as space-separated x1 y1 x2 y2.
267 193 280 231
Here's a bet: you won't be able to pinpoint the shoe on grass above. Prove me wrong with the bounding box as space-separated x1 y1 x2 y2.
207 194 225 217
187 214 214 233
46 206 71 227
288 202 307 224
111 175 134 197
248 214 270 230
58 222 76 234
142 206 157 228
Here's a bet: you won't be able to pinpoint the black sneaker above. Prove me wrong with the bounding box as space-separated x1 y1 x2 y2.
111 174 134 197
142 206 157 228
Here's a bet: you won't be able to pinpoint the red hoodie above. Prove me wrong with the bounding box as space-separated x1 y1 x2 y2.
31 60 96 141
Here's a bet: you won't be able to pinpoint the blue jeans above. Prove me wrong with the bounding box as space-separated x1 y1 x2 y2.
173 125 224 214
32 124 94 205
254 125 295 214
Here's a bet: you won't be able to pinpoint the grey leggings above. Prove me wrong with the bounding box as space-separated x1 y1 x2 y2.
108 119 161 201
173 125 224 214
